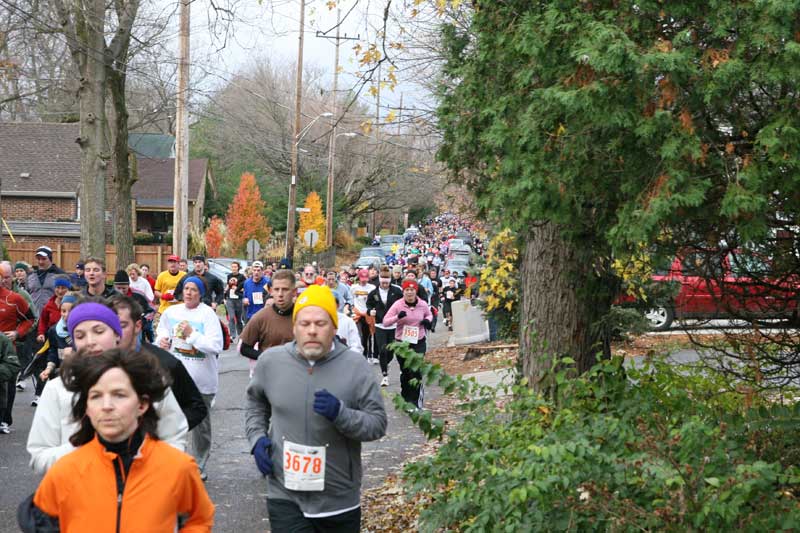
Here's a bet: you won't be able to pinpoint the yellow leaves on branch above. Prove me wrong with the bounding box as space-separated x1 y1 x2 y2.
612 244 655 300
298 191 327 252
358 44 381 67
326 1 336 10
385 110 397 123
360 120 373 135
479 229 519 313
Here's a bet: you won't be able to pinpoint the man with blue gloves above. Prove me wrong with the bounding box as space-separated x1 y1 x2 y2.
245 284 387 531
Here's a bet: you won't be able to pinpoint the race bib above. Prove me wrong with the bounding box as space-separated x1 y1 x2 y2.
252 291 264 305
229 289 239 299
401 325 420 344
283 440 326 491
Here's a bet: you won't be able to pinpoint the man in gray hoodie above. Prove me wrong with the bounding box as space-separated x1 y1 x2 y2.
245 284 387 532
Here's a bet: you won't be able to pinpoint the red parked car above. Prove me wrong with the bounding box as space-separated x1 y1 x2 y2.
638 250 800 330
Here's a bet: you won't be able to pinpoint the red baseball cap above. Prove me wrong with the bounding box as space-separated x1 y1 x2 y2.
167 255 180 262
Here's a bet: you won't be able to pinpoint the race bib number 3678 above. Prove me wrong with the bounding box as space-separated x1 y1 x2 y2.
283 440 326 491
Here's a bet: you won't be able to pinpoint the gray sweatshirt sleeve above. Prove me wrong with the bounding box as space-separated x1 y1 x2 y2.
244 358 272 451
333 366 387 442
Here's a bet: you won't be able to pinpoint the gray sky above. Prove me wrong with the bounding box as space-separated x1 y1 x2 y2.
187 0 430 120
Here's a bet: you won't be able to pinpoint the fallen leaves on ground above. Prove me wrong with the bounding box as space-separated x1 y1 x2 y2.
611 333 718 358
427 341 516 376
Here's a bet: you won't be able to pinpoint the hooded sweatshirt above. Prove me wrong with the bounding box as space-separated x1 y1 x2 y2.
245 339 387 517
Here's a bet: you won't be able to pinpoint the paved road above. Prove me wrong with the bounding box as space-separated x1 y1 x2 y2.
0 327 448 532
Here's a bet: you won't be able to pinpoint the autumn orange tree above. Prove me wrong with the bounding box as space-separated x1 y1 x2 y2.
298 191 326 252
203 216 225 257
225 172 271 253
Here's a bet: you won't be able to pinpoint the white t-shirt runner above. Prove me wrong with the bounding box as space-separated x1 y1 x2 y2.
351 283 375 314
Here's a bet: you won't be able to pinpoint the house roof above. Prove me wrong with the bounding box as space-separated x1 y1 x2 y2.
0 123 207 209
129 133 175 159
5 221 82 238
132 158 209 209
0 122 81 194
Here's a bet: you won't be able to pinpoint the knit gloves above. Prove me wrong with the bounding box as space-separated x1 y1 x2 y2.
313 389 341 422
253 436 273 476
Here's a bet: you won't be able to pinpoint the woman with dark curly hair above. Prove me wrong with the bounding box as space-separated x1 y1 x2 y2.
19 349 214 533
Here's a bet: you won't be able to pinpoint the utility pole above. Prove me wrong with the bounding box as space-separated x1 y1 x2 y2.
286 0 306 264
397 93 403 135
317 9 358 249
173 0 190 258
371 64 381 237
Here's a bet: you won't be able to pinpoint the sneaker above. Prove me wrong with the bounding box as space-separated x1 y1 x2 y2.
16 381 25 391
371 357 379 365
31 396 40 407
200 471 208 482
0 422 10 434
380 376 389 387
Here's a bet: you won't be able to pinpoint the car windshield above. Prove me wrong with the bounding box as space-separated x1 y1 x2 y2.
359 247 384 257
383 235 403 243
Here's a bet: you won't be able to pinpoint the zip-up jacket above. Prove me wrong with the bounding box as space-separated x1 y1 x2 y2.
382 298 434 343
30 434 214 532
26 264 65 313
244 339 387 516
27 376 188 474
0 285 35 339
365 285 403 327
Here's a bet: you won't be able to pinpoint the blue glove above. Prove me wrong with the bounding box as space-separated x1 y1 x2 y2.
253 436 273 476
313 389 341 422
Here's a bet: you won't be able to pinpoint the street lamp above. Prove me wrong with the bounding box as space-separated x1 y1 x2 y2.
326 131 358 247
286 111 333 262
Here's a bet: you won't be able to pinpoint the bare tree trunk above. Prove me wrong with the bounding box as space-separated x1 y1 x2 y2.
109 70 135 268
76 0 108 259
520 222 612 394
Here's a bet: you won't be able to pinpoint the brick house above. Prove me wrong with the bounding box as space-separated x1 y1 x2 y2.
0 122 211 247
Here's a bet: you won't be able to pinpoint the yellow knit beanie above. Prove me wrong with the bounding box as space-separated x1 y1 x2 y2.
292 284 339 328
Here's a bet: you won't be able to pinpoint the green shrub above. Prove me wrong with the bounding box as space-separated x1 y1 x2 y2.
133 231 154 244
391 343 800 532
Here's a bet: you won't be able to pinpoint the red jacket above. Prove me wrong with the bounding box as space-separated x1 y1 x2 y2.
34 434 214 532
0 286 34 339
38 295 61 337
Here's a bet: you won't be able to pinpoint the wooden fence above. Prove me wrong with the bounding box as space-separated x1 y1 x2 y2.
5 243 175 277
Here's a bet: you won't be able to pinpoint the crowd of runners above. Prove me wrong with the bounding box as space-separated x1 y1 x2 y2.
0 212 484 532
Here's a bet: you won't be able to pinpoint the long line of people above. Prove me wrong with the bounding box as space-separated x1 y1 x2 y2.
1 212 481 532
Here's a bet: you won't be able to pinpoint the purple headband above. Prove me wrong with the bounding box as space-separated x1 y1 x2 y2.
66 302 123 339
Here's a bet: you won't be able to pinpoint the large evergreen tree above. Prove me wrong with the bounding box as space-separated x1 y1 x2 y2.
436 1 800 389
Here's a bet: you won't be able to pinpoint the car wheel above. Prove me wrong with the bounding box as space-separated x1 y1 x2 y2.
644 305 674 331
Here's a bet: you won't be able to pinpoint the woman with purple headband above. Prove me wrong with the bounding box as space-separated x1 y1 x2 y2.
25 301 189 474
